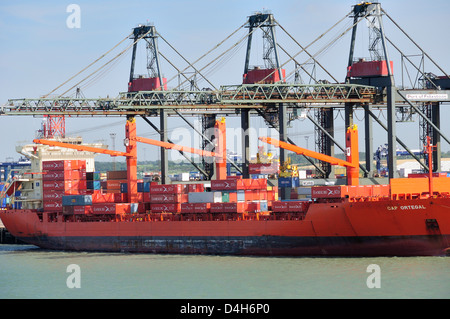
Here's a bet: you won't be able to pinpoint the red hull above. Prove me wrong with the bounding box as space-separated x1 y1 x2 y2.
1 197 449 256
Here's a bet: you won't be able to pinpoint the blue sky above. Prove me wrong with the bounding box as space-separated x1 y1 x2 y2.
0 0 449 163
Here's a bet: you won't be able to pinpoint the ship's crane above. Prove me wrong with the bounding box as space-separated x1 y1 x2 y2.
260 125 360 186
33 116 228 203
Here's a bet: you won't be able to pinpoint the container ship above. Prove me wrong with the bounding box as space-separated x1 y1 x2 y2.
0 117 449 256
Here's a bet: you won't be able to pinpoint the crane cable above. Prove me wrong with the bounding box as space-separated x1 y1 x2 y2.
43 32 133 98
58 29 153 97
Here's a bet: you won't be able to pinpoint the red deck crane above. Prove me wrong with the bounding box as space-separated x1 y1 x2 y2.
33 117 227 203
260 125 360 186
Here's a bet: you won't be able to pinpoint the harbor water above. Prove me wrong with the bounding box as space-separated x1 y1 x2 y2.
1 244 448 299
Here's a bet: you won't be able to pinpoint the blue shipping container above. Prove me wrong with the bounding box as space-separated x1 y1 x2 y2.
62 195 92 206
87 180 101 190
137 182 150 192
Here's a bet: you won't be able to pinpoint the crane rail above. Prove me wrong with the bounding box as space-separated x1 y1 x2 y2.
0 83 378 116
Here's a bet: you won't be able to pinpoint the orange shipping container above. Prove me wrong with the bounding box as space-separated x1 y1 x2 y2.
42 160 86 171
107 179 127 190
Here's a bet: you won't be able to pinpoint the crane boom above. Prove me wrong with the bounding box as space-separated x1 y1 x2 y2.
259 137 356 168
33 139 130 157
260 125 360 185
134 136 220 157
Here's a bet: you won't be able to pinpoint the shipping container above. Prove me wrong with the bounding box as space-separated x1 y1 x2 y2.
137 182 150 193
287 201 308 212
42 191 65 201
150 184 186 194
150 203 181 213
188 192 222 203
210 179 244 191
181 202 196 213
210 202 246 213
194 203 210 213
272 201 289 212
107 179 126 190
42 169 86 181
91 191 115 203
92 203 131 215
106 171 128 180
63 205 94 215
149 193 187 203
248 163 278 175
42 180 87 191
62 195 93 206
86 172 101 180
42 160 86 171
87 180 101 190
74 205 93 215
187 184 205 193
43 200 63 212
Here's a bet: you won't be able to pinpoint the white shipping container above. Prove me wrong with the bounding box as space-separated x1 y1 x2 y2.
297 187 312 195
298 170 307 179
188 191 222 203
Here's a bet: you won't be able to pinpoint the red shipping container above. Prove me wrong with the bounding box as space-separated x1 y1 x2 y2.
92 203 131 215
188 184 205 193
272 201 289 212
210 202 245 213
42 169 86 181
194 203 210 213
246 202 261 213
107 179 126 190
150 203 181 213
113 193 127 202
244 190 254 202
42 160 86 171
43 200 63 212
91 191 115 203
181 203 196 213
247 179 268 190
73 205 93 215
151 184 185 194
287 201 307 212
210 203 223 213
211 179 244 191
149 193 187 203
43 191 65 201
311 186 343 198
43 180 87 191
143 192 151 203
226 175 243 180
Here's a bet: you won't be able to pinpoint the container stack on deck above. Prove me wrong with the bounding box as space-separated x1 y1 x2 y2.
47 160 410 219
42 160 87 213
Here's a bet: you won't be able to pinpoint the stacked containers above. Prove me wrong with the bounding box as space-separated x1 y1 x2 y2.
209 178 277 213
42 160 87 213
86 171 101 191
149 184 188 213
106 170 127 193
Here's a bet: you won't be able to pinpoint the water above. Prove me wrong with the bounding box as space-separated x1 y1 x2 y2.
1 244 448 299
